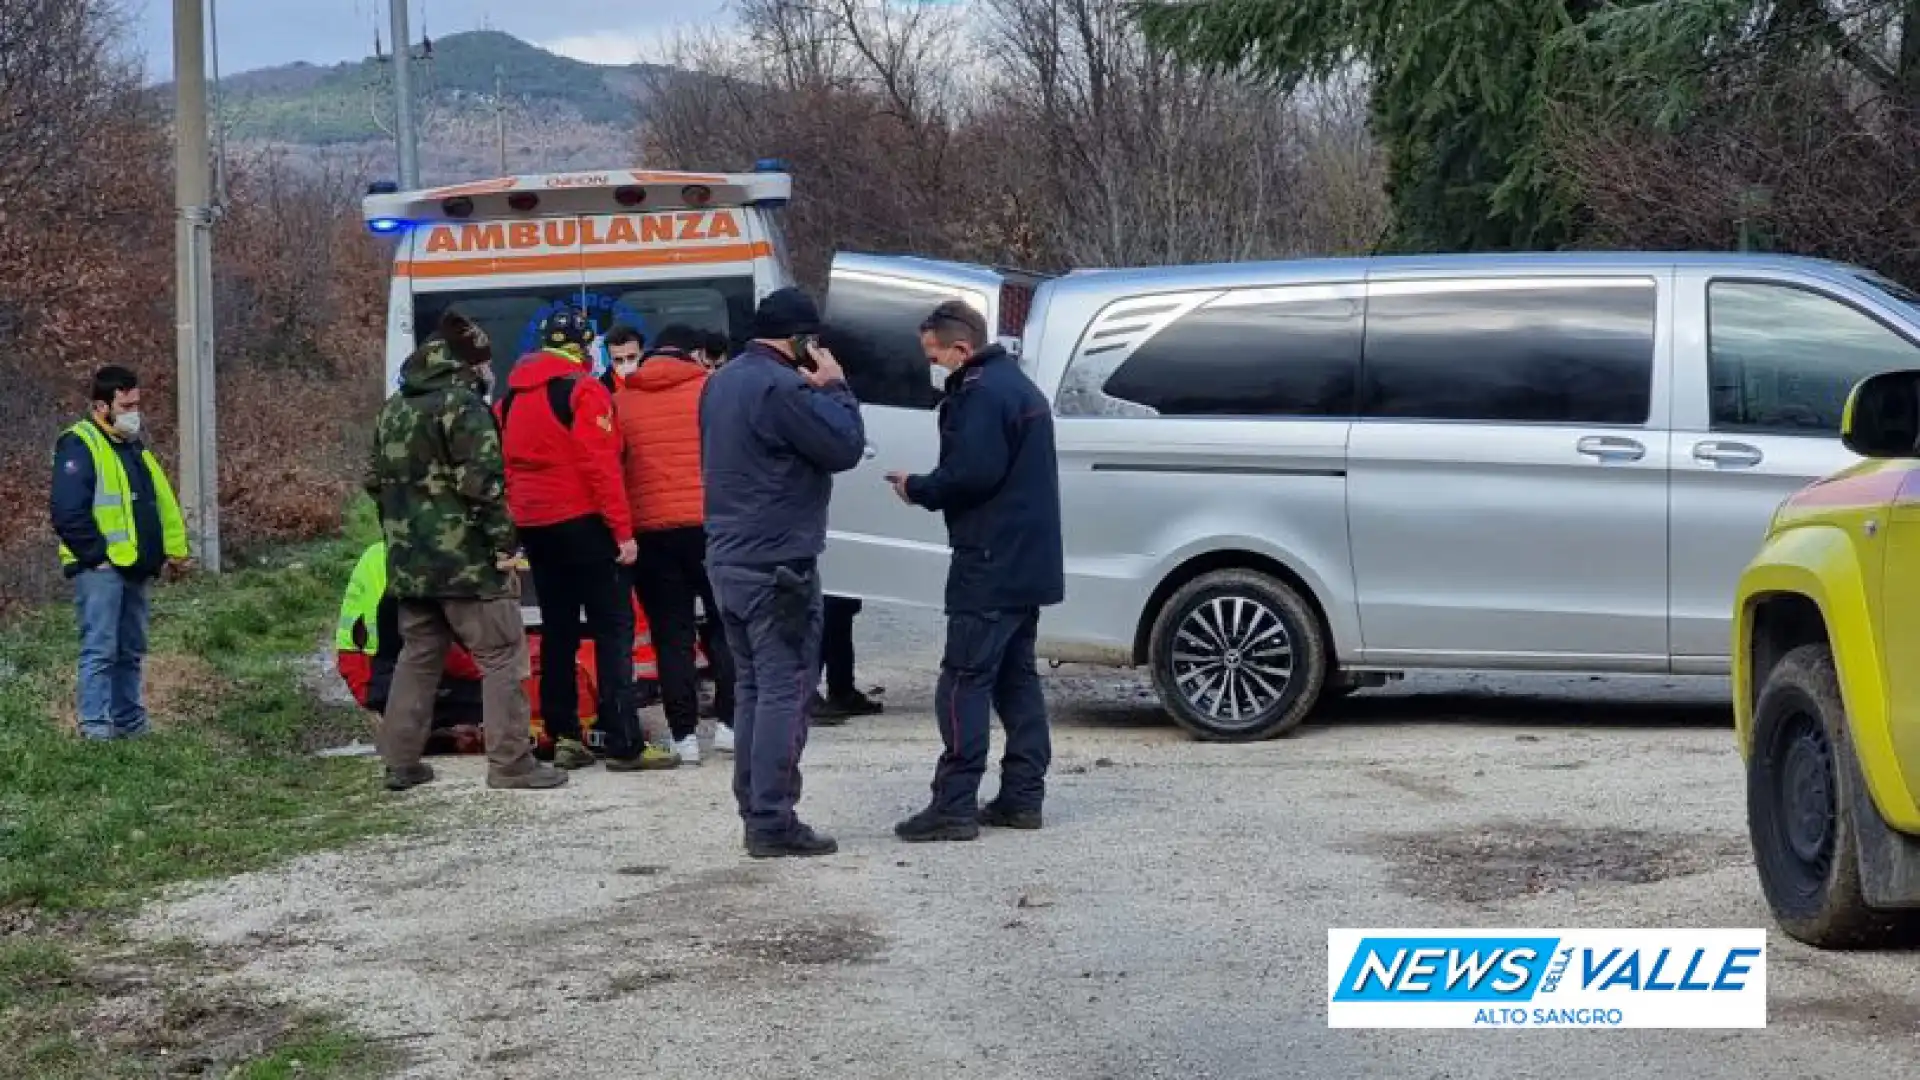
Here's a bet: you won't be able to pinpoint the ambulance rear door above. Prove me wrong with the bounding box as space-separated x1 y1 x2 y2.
573 204 763 360
401 204 589 399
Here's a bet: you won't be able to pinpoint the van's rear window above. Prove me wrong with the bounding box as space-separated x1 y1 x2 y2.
412 276 755 396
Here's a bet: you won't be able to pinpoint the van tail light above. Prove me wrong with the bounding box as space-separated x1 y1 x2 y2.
999 282 1034 338
507 192 540 212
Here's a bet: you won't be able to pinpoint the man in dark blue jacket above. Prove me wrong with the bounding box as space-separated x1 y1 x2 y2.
885 300 1064 842
700 287 867 857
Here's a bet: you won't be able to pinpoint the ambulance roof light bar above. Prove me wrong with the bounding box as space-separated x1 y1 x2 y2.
362 168 792 233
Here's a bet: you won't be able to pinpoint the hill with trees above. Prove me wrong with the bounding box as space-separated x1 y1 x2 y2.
200 30 669 182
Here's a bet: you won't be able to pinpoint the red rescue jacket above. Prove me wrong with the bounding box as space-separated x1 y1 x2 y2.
497 350 633 539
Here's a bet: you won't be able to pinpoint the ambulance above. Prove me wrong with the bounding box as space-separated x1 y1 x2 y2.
360 163 796 391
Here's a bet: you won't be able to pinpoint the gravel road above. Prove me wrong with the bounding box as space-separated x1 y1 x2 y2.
138 604 1920 1079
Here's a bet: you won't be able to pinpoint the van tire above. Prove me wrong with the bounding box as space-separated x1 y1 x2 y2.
1147 569 1327 742
1748 643 1909 948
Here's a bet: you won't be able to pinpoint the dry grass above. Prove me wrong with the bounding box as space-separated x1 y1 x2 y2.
41 653 232 738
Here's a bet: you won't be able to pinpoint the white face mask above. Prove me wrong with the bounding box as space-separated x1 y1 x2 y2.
475 366 497 397
614 359 640 378
112 410 142 438
929 363 949 390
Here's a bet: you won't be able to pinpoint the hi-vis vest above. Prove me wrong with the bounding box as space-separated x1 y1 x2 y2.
56 420 189 568
336 542 387 653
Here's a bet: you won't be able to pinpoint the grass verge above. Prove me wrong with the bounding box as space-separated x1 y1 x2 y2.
0 501 409 1077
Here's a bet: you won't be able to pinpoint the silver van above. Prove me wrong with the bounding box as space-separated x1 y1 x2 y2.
818 251 1920 740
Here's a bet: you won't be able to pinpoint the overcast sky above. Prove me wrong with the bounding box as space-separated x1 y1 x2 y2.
131 0 707 79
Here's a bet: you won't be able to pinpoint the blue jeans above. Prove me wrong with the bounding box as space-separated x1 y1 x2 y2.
74 566 151 740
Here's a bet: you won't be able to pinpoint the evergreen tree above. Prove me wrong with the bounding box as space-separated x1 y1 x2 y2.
1134 0 1608 252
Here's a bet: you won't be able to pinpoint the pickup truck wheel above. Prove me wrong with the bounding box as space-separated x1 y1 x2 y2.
1748 643 1907 948
1148 569 1327 742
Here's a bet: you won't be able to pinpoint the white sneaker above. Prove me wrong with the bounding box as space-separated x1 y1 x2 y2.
673 733 701 766
711 724 735 754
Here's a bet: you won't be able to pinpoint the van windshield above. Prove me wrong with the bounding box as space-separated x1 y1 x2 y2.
413 276 756 397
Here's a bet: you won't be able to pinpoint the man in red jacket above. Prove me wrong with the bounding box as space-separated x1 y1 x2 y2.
497 307 677 772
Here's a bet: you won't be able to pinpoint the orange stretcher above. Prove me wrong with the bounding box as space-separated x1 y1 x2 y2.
514 563 711 753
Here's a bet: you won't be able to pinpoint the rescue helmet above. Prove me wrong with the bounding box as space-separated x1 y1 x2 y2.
537 307 596 357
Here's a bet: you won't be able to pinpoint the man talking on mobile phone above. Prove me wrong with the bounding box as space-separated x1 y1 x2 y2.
700 287 867 857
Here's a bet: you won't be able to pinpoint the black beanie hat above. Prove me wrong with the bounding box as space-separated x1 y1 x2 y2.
751 286 822 340
438 309 492 368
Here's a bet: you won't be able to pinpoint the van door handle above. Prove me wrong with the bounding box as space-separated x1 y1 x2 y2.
863 442 877 460
1693 440 1763 468
1575 435 1646 462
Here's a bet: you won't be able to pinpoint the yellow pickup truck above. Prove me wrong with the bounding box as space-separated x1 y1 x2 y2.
1735 369 1920 948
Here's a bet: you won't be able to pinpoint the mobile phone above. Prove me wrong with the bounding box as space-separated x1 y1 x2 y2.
791 333 818 371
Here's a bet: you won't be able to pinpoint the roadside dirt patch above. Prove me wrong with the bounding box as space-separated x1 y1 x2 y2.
2 936 387 1080
720 915 889 967
1369 823 1747 906
43 652 229 734
1362 767 1463 802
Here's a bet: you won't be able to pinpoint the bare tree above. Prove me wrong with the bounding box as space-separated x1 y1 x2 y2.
639 0 1387 282
983 0 1384 267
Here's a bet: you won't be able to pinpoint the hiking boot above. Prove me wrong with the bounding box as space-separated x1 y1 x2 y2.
895 808 981 843
486 763 569 790
712 723 736 754
551 738 597 770
606 743 681 772
978 801 1044 830
384 763 435 792
746 824 839 859
816 688 884 720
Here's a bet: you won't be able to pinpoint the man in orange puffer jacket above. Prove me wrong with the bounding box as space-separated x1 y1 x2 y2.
614 325 738 765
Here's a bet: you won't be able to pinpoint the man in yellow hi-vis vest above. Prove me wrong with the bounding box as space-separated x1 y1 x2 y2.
50 366 189 740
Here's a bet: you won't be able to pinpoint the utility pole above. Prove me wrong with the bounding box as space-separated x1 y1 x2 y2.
495 64 507 174
389 0 419 188
174 0 221 572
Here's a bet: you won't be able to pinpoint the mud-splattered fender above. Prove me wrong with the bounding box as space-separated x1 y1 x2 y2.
1735 522 1920 834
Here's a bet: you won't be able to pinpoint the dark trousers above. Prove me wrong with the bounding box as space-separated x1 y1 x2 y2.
634 526 735 740
930 606 1051 818
521 517 643 759
712 560 823 840
820 594 860 697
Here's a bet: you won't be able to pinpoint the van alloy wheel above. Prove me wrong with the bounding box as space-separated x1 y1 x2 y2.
1171 596 1294 731
1147 569 1328 742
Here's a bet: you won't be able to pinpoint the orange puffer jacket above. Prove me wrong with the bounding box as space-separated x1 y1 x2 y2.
614 352 707 532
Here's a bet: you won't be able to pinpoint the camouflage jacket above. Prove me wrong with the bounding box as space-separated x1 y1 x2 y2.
363 341 518 600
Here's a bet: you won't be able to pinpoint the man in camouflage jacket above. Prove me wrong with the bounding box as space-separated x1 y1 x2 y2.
363 309 566 792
